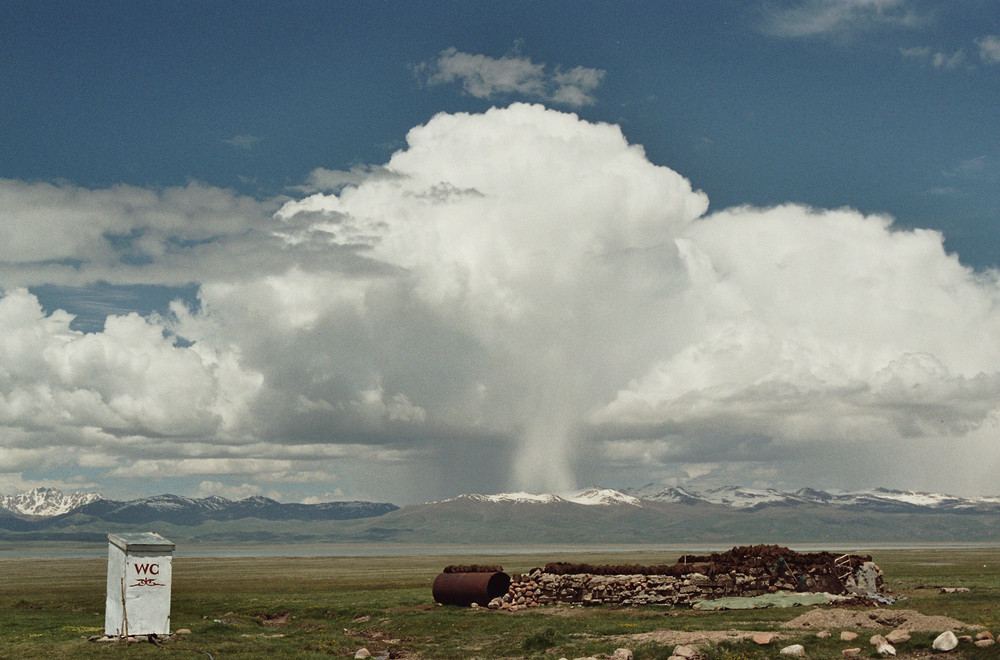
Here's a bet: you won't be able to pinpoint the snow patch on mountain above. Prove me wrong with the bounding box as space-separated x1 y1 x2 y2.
567 488 641 506
700 486 797 508
626 485 1000 511
442 489 641 506
448 492 566 505
441 485 1000 511
0 487 103 517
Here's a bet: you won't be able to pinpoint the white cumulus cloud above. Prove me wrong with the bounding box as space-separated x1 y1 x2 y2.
0 288 262 437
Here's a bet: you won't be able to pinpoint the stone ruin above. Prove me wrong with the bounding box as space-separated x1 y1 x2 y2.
439 545 886 610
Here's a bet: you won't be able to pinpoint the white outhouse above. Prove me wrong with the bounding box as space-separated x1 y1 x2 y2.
105 532 175 637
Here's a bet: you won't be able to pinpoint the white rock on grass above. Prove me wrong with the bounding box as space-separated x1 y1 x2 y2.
876 641 896 656
933 631 959 651
612 649 633 660
671 645 699 659
870 634 896 656
354 649 371 659
780 644 806 656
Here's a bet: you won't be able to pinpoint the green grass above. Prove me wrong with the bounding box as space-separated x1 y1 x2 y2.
1 548 999 658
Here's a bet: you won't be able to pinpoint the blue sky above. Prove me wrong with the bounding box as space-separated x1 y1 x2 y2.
2 1 1000 504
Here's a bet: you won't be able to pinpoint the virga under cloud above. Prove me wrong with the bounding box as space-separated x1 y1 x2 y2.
3 102 1000 502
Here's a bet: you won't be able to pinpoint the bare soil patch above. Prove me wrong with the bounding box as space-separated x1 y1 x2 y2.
619 628 780 646
781 607 979 632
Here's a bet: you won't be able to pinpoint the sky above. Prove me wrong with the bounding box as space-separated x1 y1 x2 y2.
1 0 1000 505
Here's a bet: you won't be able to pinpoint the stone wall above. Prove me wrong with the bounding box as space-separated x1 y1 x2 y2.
485 546 884 611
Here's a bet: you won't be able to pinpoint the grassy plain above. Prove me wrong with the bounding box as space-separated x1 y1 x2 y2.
1 547 999 659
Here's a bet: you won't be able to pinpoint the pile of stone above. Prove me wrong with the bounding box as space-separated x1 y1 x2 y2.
89 629 192 644
487 545 883 611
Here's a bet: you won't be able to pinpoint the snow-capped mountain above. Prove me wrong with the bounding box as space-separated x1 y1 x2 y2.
0 489 398 525
449 492 566 505
3 484 1000 545
0 487 103 518
567 487 642 506
438 488 641 507
630 485 807 508
624 484 1000 512
439 485 1000 513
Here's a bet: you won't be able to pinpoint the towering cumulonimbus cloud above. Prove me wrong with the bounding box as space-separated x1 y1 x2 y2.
272 104 710 491
266 103 1000 494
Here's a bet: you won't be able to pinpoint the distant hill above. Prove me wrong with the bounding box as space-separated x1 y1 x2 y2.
2 485 999 545
624 484 1000 513
0 488 398 543
349 487 1000 546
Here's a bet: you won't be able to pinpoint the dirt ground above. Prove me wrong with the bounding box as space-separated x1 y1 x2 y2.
781 607 979 632
609 608 978 657
618 628 780 647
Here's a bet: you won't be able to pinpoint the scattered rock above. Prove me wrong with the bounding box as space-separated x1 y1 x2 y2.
780 644 806 656
174 628 192 635
932 631 958 652
816 630 831 638
939 587 970 594
845 562 884 595
672 644 699 659
976 639 995 648
752 632 776 645
354 648 372 659
877 643 896 656
843 648 861 657
841 631 858 641
870 634 896 656
885 628 910 644
612 649 633 660
976 631 995 641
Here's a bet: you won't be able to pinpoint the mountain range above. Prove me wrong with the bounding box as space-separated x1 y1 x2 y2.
2 485 999 545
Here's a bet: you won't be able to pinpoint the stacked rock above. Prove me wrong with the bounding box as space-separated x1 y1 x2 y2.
486 546 884 610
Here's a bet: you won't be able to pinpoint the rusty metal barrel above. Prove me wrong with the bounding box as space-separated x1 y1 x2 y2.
432 571 511 607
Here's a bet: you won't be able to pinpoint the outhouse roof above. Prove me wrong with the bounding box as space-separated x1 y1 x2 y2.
108 532 175 552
